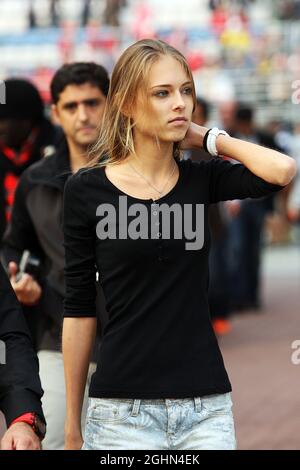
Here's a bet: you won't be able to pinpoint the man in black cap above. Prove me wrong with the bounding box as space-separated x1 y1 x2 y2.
0 78 57 241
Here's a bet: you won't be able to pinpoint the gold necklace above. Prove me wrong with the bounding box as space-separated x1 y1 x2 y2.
128 159 177 201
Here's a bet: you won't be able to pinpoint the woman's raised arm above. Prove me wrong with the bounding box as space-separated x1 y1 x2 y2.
182 122 297 187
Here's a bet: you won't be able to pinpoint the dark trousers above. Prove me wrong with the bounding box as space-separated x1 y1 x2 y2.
208 232 231 319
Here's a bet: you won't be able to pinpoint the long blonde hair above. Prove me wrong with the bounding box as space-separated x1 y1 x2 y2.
86 39 196 169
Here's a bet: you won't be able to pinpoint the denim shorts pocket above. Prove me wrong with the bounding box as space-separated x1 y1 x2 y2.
87 398 133 424
201 392 233 416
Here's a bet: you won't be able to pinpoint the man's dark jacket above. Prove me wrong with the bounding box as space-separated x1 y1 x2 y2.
0 262 45 427
1 138 108 354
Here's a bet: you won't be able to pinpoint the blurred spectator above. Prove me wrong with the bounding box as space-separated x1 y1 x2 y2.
50 0 60 28
0 78 57 349
209 0 222 10
218 100 238 134
186 97 232 335
192 97 210 127
276 0 300 20
266 120 294 241
103 0 125 26
81 0 92 27
28 0 37 29
267 120 293 155
132 0 155 40
226 103 284 311
287 123 300 223
0 78 57 241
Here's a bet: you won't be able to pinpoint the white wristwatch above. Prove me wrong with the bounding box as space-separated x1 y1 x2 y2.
206 127 229 157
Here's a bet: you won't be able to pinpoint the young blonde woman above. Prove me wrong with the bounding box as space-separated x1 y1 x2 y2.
62 39 296 450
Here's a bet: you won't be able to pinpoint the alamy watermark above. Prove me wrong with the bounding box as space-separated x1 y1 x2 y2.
0 340 6 365
0 80 6 104
95 196 205 250
291 80 300 104
291 340 300 365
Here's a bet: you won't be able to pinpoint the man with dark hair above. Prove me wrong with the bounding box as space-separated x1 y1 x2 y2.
0 262 46 450
1 62 109 449
50 62 109 105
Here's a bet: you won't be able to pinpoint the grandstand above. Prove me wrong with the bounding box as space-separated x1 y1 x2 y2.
0 0 299 124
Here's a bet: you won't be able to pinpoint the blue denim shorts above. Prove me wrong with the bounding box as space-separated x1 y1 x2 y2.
82 392 237 450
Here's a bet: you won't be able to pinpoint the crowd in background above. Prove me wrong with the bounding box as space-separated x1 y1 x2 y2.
1 0 300 118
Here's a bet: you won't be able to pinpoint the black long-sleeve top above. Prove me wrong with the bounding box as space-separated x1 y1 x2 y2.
63 157 285 398
0 263 45 426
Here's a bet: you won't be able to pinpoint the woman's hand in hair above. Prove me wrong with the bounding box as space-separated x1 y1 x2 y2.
180 122 208 151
